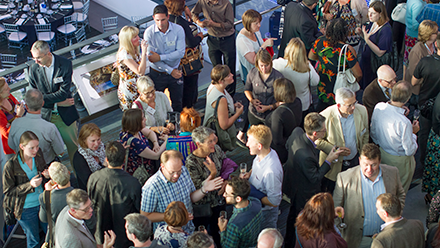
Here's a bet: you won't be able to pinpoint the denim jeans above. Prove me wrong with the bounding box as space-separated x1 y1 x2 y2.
261 206 279 230
18 206 47 248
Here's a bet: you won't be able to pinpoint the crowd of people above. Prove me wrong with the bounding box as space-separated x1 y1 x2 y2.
2 0 440 247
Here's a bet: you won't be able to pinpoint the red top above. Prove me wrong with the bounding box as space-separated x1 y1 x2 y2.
0 94 19 155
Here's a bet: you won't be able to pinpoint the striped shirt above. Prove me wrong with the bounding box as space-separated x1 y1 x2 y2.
360 168 385 236
220 197 263 248
141 166 196 233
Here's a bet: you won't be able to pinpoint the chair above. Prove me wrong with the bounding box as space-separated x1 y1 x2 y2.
74 25 86 43
72 0 90 30
57 15 77 46
131 15 148 33
72 0 85 11
0 24 6 41
101 16 118 33
34 23 56 49
4 23 27 50
0 53 17 69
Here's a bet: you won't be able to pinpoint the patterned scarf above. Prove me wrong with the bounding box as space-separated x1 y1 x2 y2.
77 142 106 172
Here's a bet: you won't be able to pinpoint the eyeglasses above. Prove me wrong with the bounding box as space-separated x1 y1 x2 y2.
342 101 358 108
142 89 155 97
223 191 236 197
32 52 49 61
382 78 397 85
163 166 182 176
76 203 93 212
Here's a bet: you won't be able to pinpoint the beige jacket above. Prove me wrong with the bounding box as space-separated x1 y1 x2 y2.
316 104 369 181
333 164 406 248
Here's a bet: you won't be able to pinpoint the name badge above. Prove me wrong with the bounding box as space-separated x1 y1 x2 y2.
146 106 156 115
54 77 63 84
167 41 175 47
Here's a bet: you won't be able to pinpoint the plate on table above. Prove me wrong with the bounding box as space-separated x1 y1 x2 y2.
47 10 53 14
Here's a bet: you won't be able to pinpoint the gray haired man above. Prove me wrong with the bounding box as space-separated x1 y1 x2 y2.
8 89 64 165
257 228 284 248
317 87 369 193
124 213 166 248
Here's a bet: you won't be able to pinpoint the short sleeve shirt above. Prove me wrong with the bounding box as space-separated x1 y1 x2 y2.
413 54 440 106
141 166 196 233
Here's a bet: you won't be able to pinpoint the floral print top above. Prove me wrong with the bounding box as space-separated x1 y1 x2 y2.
119 131 153 175
185 144 225 207
312 37 358 104
116 49 140 110
427 190 440 228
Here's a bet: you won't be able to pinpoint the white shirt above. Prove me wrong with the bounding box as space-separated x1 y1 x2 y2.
236 31 263 80
371 102 418 156
43 54 55 83
249 149 283 211
67 209 86 231
272 58 319 111
380 217 404 231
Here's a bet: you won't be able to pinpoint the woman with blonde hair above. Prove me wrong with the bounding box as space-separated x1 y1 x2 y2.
244 49 283 125
0 77 25 161
405 20 438 84
154 201 190 248
116 25 149 110
273 38 319 114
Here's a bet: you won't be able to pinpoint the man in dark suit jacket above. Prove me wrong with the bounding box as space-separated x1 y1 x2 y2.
29 40 80 169
278 0 322 57
87 142 141 248
283 113 342 247
372 193 424 248
362 65 397 123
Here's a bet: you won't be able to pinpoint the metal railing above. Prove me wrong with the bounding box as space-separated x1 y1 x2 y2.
4 2 281 118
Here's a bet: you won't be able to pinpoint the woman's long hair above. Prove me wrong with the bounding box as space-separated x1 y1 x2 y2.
284 38 310 73
295 193 336 241
118 26 140 61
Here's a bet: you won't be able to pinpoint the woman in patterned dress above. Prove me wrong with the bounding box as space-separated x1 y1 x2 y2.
117 26 149 110
154 201 190 248
309 18 362 112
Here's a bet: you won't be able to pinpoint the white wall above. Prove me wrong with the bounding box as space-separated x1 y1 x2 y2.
94 0 158 21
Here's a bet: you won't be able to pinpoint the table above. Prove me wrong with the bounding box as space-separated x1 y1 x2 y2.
0 0 74 46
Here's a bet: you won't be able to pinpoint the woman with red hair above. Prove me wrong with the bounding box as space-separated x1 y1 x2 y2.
295 193 347 248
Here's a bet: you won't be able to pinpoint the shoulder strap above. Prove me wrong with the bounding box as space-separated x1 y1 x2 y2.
44 190 54 246
278 104 295 116
134 100 144 111
124 136 136 171
213 95 225 118
338 44 348 72
295 227 303 248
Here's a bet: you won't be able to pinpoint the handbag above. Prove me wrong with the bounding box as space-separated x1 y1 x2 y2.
124 136 151 185
420 97 436 120
204 95 237 152
334 44 360 92
391 3 406 24
42 190 54 248
220 158 238 180
173 17 204 76
370 24 399 72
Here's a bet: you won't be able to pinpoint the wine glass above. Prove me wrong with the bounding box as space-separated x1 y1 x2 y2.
158 126 163 136
333 146 340 163
337 212 347 229
236 100 244 123
220 211 227 219
413 109 420 121
240 163 247 176
198 225 205 232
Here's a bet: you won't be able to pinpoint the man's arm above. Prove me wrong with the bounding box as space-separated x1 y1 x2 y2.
300 19 319 51
140 210 165 223
301 156 332 184
262 171 283 207
50 125 65 156
42 59 73 105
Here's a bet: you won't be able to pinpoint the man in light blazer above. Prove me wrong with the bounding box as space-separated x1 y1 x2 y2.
54 189 115 248
371 193 424 248
317 87 369 193
29 40 80 170
333 144 406 248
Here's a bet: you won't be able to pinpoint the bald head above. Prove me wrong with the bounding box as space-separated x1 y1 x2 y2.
257 229 283 248
377 65 397 89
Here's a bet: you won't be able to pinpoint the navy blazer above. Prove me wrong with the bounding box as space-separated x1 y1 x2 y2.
28 54 79 126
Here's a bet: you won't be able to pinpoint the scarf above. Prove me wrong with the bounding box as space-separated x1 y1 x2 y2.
77 142 106 172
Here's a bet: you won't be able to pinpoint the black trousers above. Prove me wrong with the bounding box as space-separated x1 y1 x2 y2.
182 73 199 109
207 34 236 97
149 69 183 112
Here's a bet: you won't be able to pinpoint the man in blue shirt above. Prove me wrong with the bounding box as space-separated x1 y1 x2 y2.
144 5 186 112
218 177 262 248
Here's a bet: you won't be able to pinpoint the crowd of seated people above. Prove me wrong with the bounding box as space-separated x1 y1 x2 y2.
4 1 440 247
